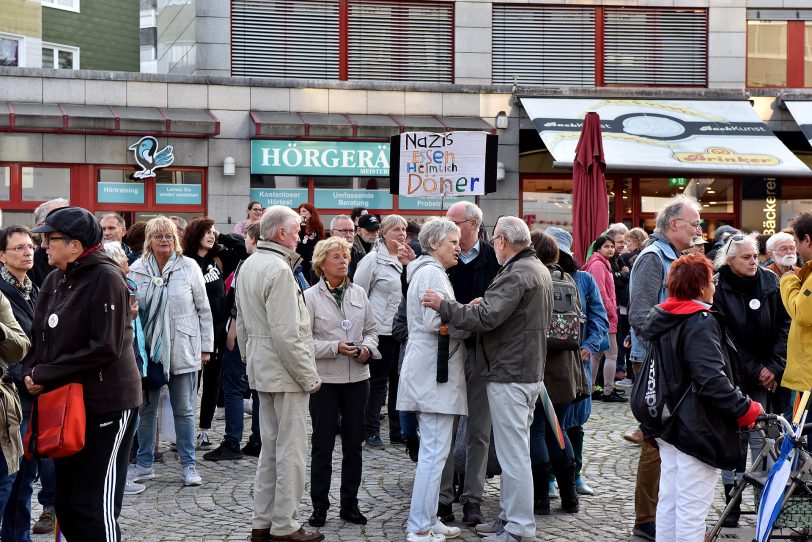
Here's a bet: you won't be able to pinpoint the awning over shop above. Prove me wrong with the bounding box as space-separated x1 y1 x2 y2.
520 97 811 177
784 100 812 148
0 102 220 137
250 112 495 138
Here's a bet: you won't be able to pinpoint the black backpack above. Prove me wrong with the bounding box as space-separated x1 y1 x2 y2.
546 265 584 352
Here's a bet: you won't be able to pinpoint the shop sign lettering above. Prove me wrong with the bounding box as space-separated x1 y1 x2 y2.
673 147 780 166
763 179 778 235
398 131 489 198
97 182 144 204
251 140 389 177
250 188 308 208
314 189 392 210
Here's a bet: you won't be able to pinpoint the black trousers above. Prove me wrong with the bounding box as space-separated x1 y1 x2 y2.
310 380 370 509
364 335 398 438
55 408 137 542
199 342 224 430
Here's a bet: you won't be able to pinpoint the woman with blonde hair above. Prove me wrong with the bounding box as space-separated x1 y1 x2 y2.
127 216 214 488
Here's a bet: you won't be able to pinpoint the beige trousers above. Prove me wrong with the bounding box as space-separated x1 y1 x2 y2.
252 391 310 536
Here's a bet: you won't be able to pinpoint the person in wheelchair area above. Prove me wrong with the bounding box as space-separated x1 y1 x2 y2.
712 234 791 527
639 253 763 542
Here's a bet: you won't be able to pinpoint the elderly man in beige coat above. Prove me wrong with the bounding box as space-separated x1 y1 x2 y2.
236 205 324 542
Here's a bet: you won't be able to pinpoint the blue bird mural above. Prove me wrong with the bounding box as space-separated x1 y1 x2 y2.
129 136 175 179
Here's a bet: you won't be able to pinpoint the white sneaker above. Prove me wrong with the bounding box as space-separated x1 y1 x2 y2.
406 532 445 542
616 378 634 388
183 465 203 486
431 519 460 539
214 407 226 420
124 479 145 495
244 399 253 416
127 464 156 482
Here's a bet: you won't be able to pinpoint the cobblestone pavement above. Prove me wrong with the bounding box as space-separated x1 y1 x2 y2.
29 400 759 541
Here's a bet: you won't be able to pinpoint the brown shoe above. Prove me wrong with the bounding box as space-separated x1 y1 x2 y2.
32 508 55 534
623 428 644 444
249 528 271 542
268 527 325 542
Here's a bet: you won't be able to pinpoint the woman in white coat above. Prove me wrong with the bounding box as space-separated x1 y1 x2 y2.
398 218 465 542
127 216 214 488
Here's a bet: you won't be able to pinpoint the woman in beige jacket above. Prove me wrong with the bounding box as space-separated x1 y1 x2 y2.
304 237 380 529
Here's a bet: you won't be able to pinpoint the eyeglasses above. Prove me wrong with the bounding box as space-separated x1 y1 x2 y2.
774 245 797 255
6 244 36 253
44 235 67 243
331 229 355 235
450 218 471 226
151 234 175 241
493 235 505 244
676 218 702 230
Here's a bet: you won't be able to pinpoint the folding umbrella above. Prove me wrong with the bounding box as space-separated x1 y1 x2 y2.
572 112 609 264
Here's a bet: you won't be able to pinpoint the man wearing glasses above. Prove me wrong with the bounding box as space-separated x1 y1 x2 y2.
627 194 702 541
766 232 800 276
328 215 366 280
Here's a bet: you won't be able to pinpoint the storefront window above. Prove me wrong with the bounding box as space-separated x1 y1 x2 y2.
747 21 787 87
639 178 734 214
314 176 392 210
0 167 9 200
155 170 202 205
779 183 812 230
97 169 144 204
21 167 70 202
522 177 615 231
620 178 633 222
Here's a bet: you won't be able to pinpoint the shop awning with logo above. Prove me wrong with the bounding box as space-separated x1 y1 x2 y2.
520 97 811 176
0 102 220 137
250 112 496 139
784 100 812 148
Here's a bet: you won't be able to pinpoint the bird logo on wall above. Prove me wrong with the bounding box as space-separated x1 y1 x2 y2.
129 136 175 179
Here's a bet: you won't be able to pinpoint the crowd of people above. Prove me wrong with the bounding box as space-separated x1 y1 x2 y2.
0 195 810 542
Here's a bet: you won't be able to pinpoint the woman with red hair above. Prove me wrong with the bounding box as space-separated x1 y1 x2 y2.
638 253 762 542
297 203 325 281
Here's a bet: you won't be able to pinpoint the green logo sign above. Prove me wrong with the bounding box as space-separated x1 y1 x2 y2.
669 177 688 187
251 140 390 177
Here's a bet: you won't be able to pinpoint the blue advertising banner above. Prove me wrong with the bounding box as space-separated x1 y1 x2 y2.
314 189 393 210
397 195 476 211
251 140 390 177
156 184 202 205
250 188 309 208
97 182 144 204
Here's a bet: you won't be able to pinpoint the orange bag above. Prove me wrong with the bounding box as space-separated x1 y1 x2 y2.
24 383 86 460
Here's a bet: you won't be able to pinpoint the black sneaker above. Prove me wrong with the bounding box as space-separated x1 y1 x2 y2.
308 508 327 527
601 391 628 403
463 501 486 525
632 522 655 541
365 435 385 448
241 442 262 457
203 442 243 461
437 502 454 523
339 504 367 525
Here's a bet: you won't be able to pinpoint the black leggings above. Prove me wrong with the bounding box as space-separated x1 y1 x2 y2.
199 343 224 430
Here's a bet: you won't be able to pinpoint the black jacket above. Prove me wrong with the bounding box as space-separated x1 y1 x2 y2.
712 267 790 396
610 255 630 308
447 241 501 304
24 249 142 417
0 276 38 396
641 299 757 470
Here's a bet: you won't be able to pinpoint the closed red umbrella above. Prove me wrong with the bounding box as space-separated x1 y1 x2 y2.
572 112 609 264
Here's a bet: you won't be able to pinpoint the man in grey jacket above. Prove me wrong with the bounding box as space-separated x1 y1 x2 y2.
627 194 702 542
236 206 324 542
423 216 553 542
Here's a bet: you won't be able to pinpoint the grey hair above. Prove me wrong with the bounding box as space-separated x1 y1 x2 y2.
448 201 483 226
329 214 353 230
169 215 187 229
625 227 649 246
655 195 701 234
419 218 460 253
33 198 69 226
102 240 128 267
714 234 758 270
606 222 629 237
379 214 407 238
766 231 795 253
495 216 531 247
101 212 126 227
260 205 299 242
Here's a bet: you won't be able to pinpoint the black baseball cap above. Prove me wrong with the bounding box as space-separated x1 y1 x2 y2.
31 206 103 248
358 214 380 231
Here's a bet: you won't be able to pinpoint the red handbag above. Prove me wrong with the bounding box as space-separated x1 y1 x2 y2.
24 383 86 460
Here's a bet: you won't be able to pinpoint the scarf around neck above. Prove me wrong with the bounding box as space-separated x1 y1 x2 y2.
142 254 182 379
0 264 33 301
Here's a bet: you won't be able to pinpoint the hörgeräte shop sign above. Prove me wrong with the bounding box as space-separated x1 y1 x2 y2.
251 140 389 177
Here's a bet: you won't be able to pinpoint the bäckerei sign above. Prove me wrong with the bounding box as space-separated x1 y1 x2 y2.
389 131 498 198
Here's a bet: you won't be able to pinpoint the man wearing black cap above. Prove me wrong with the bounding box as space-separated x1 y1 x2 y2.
23 206 142 542
350 214 379 279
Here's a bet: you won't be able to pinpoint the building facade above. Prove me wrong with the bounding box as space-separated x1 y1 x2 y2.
1 0 811 239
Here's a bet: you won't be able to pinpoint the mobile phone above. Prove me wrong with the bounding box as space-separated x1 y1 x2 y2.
346 342 361 357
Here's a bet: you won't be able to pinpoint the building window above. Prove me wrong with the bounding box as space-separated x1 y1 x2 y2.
747 12 812 87
42 43 80 70
0 35 22 67
0 167 9 201
492 5 708 87
42 0 80 13
21 167 71 202
231 0 453 82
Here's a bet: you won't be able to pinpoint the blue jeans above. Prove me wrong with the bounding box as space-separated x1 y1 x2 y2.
136 372 197 468
0 441 14 535
221 344 247 446
530 401 574 465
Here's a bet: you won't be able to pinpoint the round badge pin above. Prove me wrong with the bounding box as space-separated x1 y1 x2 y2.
153 277 164 287
48 314 59 328
341 320 353 331
749 299 761 310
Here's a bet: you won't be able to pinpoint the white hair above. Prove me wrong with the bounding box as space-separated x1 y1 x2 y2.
448 201 483 226
419 218 460 253
655 195 701 234
766 231 795 253
260 205 299 242
329 214 353 230
33 198 69 226
102 241 128 267
714 234 758 270
379 214 407 238
606 223 629 237
495 216 531 247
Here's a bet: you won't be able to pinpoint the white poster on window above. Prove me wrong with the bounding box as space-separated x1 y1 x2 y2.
397 131 489 198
